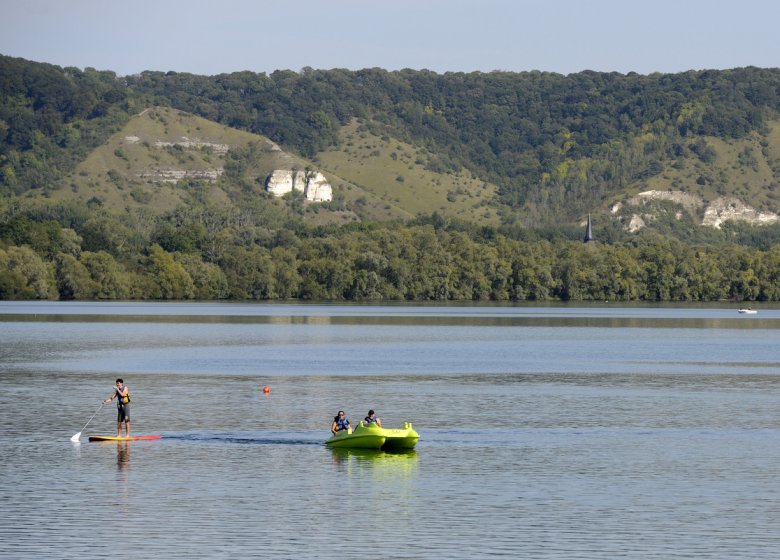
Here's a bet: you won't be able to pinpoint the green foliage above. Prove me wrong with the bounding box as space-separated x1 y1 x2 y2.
123 65 780 222
5 55 780 225
217 245 275 299
146 244 195 299
175 252 229 299
0 56 131 194
2 204 780 302
0 214 82 257
4 56 780 302
79 250 130 299
0 245 57 299
55 253 97 299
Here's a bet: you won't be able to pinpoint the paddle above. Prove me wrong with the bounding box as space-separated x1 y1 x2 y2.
70 403 104 442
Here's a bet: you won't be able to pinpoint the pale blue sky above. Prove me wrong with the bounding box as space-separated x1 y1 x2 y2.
2 0 778 76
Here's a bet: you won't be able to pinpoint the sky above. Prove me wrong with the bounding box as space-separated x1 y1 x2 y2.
1 0 779 77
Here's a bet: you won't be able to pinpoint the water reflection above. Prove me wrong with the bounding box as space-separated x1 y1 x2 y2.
116 441 130 470
329 448 419 526
330 447 417 461
2 301 779 330
2 313 779 329
104 441 130 513
330 448 418 478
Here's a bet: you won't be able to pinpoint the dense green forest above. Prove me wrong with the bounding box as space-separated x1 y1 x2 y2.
2 55 780 301
3 196 780 302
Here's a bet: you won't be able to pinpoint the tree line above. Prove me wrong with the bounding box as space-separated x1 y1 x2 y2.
2 199 779 302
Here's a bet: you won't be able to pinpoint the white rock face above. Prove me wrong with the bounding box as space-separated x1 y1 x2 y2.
305 172 333 202
628 214 646 233
633 190 703 213
623 190 779 230
294 171 307 193
154 137 229 155
266 170 307 196
702 197 780 229
139 168 223 183
266 170 292 196
266 169 332 202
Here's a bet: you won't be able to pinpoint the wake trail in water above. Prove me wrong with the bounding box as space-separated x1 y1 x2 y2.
162 431 324 446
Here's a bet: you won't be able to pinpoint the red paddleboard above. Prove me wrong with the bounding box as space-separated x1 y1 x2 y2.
88 435 162 442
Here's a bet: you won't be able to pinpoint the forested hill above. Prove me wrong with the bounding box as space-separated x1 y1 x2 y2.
131 65 780 223
3 55 780 302
3 55 780 223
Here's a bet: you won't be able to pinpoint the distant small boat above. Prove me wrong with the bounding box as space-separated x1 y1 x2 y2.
738 308 758 314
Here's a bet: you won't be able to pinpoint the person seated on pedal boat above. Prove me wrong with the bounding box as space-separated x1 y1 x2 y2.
331 410 351 435
364 409 382 427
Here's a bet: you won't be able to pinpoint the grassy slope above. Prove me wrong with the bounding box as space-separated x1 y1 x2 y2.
48 108 502 225
42 106 780 228
54 108 231 211
52 107 312 214
640 121 780 214
315 119 502 225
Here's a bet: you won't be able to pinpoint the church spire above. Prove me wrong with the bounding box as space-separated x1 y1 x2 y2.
583 213 595 243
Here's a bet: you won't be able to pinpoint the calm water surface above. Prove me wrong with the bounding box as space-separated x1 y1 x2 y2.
2 302 780 558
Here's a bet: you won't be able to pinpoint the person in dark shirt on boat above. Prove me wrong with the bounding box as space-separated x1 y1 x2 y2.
103 378 130 438
364 409 382 427
331 410 351 434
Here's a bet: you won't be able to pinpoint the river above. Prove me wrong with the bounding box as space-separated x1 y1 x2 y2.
1 302 779 558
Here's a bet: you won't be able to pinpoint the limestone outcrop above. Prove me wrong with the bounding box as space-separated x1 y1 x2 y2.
139 168 223 183
304 172 333 202
153 137 229 155
701 197 779 229
266 169 333 202
614 190 779 230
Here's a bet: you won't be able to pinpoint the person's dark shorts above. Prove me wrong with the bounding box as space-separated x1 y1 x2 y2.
117 404 130 423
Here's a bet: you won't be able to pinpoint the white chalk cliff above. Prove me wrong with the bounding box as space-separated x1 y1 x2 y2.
266 170 333 202
304 172 333 202
266 170 306 197
614 190 779 231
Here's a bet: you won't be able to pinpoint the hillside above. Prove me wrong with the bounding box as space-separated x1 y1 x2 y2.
316 119 501 224
5 57 780 302
4 56 780 235
50 106 365 224
48 106 780 234
58 107 266 212
47 105 503 226
641 122 780 212
608 120 780 231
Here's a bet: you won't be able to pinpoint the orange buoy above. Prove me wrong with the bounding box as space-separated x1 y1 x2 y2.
262 386 270 394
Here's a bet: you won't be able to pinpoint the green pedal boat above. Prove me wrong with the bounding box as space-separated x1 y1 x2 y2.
326 421 419 450
380 422 420 451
